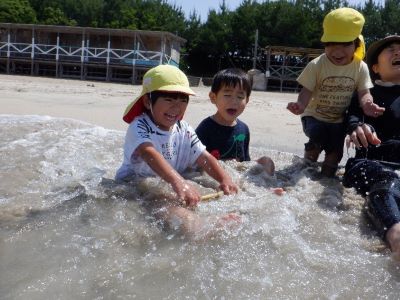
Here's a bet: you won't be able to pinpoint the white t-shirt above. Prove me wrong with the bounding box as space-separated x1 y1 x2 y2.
298 54 373 123
115 113 206 180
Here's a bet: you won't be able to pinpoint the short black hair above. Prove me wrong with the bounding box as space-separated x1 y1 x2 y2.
211 68 252 97
148 91 189 105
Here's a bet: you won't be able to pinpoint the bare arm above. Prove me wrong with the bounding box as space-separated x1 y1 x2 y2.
287 87 312 115
196 151 238 195
136 142 201 207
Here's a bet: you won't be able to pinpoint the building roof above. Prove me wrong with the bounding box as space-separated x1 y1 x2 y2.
0 23 186 44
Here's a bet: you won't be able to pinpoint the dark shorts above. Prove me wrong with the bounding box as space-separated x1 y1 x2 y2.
301 116 346 154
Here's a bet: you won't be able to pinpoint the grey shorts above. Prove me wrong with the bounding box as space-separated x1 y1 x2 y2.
301 116 346 154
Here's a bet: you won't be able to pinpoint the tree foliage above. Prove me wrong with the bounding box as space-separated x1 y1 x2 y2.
1 0 398 76
0 0 36 23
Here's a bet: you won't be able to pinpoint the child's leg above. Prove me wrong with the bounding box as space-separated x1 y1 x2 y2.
386 223 400 261
304 142 321 162
301 117 325 162
160 205 241 240
369 179 400 259
256 156 275 175
321 150 342 177
321 121 346 177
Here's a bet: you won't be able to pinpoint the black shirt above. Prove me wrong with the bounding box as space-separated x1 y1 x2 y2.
346 83 400 163
196 117 250 161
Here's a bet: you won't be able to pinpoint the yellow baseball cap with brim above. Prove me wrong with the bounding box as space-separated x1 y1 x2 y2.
123 64 195 123
321 7 366 60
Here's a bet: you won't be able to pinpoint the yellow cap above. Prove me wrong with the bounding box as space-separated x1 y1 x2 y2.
123 65 195 123
321 7 366 60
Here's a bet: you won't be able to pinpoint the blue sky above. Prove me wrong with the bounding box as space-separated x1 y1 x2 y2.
171 0 243 22
171 0 370 22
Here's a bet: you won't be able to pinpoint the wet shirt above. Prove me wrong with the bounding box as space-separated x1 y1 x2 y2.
116 113 206 180
347 82 400 164
196 117 250 161
298 54 373 123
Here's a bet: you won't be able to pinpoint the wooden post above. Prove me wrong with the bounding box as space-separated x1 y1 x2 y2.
106 36 111 82
132 33 137 84
265 47 271 91
31 27 34 75
7 31 10 74
56 33 59 77
253 29 258 69
81 30 85 80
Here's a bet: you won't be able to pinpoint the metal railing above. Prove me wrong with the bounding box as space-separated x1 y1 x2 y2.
0 41 178 67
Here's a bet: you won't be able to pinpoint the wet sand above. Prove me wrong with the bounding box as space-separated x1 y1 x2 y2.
0 74 305 156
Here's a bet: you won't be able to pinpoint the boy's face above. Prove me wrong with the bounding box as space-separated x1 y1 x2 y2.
210 84 249 126
325 42 356 66
372 42 400 83
144 94 188 130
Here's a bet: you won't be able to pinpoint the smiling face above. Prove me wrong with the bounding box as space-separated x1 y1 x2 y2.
210 84 249 126
325 42 356 66
144 93 189 130
372 42 400 84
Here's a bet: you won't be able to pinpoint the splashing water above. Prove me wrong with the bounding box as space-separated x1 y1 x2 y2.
1 114 399 299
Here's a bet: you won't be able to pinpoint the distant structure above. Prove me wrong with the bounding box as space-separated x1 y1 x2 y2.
264 45 324 92
0 23 185 83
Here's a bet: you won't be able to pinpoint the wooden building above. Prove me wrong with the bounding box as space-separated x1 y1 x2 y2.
0 23 185 83
264 45 323 92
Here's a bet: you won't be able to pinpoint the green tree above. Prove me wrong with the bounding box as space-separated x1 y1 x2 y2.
192 0 234 75
381 0 400 36
0 0 36 23
41 6 76 25
180 10 202 72
62 0 104 27
230 0 260 56
102 0 126 28
360 0 384 46
133 0 186 34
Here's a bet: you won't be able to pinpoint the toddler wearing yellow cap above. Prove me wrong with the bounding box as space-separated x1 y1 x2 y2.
287 7 385 177
115 64 240 239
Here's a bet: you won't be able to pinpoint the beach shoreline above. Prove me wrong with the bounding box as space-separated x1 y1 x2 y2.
0 74 305 155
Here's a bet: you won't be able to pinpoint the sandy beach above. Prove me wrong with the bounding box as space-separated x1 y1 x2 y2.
0 74 305 156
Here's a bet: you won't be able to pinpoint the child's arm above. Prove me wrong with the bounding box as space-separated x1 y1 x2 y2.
196 151 238 195
287 87 312 115
136 142 201 207
358 89 385 117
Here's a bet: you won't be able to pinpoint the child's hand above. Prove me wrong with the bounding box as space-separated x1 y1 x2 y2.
219 178 239 195
287 102 305 115
270 187 285 196
172 179 201 207
361 99 385 117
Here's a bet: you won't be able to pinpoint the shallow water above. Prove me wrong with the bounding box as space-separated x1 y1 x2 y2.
1 114 400 299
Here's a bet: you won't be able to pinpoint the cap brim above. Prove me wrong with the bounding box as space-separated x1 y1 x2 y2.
321 34 358 43
122 86 196 124
157 85 196 96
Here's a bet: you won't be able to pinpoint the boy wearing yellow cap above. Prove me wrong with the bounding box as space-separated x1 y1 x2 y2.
287 7 384 177
116 64 240 239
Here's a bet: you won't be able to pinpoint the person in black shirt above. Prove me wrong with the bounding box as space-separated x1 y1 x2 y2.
343 35 400 260
196 68 284 195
